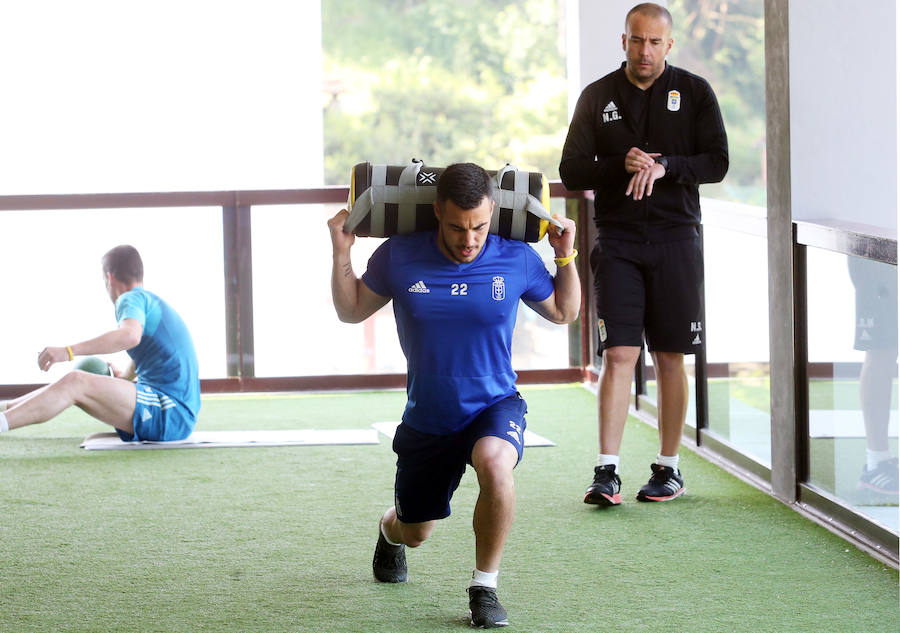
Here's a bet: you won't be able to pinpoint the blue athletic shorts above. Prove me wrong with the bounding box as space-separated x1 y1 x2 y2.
116 383 196 442
391 393 528 524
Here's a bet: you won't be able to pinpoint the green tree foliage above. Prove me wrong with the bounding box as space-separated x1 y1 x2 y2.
321 0 567 184
668 0 766 205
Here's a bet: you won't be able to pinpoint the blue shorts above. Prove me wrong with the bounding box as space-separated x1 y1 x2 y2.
391 393 527 524
116 383 196 442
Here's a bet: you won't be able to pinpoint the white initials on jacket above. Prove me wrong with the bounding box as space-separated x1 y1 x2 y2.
602 110 622 123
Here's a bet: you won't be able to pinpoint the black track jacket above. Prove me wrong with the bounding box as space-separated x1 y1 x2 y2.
559 62 728 242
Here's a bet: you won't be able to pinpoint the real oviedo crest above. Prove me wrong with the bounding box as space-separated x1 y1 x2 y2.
667 90 681 112
492 276 506 301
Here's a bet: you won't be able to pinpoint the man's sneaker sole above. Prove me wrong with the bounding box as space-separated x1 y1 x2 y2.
584 464 622 506
636 487 685 502
858 481 899 495
636 463 685 502
584 490 621 506
469 612 509 628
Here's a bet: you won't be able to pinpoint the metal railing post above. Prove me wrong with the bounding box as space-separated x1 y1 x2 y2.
695 224 709 443
223 204 255 378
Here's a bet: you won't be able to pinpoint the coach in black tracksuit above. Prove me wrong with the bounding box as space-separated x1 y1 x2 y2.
559 2 728 507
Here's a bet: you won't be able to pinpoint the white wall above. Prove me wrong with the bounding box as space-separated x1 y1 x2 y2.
0 1 324 382
789 0 897 231
0 0 323 194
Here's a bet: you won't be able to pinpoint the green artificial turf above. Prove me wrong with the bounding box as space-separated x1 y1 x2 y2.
1 385 897 632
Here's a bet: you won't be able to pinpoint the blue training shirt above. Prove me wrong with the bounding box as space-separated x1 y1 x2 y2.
115 288 201 432
362 232 554 435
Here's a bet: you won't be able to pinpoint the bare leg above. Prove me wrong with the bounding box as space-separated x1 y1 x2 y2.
651 351 688 457
470 436 518 572
5 371 136 434
859 349 897 453
598 346 642 455
380 506 435 549
2 385 52 411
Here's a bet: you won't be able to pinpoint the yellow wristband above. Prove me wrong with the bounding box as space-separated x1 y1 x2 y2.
553 249 578 267
65 346 74 361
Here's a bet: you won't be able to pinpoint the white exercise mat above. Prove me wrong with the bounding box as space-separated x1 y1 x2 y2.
80 429 380 450
371 421 556 447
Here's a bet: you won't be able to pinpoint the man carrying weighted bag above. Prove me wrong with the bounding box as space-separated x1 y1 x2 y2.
328 162 580 628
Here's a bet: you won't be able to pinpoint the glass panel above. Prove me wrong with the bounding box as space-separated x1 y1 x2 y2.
251 201 570 377
643 357 697 428
321 1 566 184
639 208 770 468
807 249 898 532
702 222 771 466
0 208 226 382
512 195 572 370
251 202 399 377
668 0 766 207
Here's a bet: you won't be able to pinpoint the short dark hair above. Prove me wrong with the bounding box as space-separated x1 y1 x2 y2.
625 2 673 30
102 245 143 284
435 163 493 210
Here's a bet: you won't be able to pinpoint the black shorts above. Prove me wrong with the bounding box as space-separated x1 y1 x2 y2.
848 255 898 351
391 393 527 524
591 233 704 354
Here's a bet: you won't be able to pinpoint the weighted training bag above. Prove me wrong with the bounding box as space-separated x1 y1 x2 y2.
343 160 559 242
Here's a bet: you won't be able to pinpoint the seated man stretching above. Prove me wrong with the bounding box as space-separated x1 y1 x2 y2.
0 245 200 442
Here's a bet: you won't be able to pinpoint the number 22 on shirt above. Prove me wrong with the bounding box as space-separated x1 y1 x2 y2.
451 283 468 296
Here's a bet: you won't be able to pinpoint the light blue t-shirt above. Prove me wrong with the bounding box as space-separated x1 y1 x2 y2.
362 232 554 435
115 288 201 436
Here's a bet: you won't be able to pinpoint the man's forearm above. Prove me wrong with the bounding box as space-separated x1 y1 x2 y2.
551 262 581 324
559 154 627 191
70 327 140 356
331 253 362 323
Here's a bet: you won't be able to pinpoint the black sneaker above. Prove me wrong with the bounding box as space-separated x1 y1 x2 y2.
372 528 407 583
467 585 509 628
584 464 622 506
858 457 899 497
636 463 685 502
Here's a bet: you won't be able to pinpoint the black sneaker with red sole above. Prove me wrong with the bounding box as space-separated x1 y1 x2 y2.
584 464 622 506
636 463 685 502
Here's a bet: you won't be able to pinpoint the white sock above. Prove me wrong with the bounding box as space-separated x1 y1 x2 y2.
380 519 401 546
0 412 8 432
598 454 620 473
0 401 6 412
866 449 892 471
470 568 498 589
657 453 679 472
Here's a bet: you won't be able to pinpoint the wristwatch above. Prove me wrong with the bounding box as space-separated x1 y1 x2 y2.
654 156 668 171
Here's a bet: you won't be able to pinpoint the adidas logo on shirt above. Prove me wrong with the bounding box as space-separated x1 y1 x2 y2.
407 280 430 294
602 100 621 123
